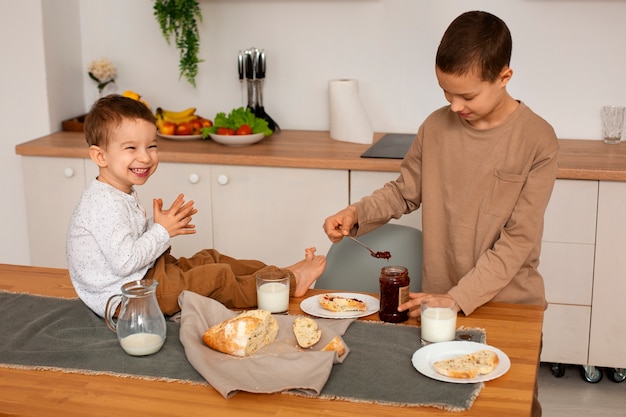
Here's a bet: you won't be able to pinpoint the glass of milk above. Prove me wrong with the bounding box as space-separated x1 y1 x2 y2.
256 271 290 314
420 295 457 346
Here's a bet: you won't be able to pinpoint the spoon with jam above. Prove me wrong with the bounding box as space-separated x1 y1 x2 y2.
345 235 392 260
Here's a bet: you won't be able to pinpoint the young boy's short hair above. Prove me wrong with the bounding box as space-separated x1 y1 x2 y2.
84 94 156 148
435 10 512 82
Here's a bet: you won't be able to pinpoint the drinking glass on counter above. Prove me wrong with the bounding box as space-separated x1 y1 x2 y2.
420 295 457 346
602 105 625 144
256 271 290 314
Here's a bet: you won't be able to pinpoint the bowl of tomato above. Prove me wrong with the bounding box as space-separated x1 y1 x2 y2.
208 132 265 147
201 107 272 146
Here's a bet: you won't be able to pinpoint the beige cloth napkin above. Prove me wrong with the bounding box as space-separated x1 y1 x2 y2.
178 291 355 398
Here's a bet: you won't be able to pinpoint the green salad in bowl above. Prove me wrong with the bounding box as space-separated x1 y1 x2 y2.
201 107 273 138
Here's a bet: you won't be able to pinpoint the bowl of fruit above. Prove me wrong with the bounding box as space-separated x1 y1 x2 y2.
202 107 273 146
155 107 212 140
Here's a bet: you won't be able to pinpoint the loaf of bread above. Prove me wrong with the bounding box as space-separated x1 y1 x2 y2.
319 294 367 312
202 310 278 357
293 317 322 348
433 349 499 379
321 335 346 357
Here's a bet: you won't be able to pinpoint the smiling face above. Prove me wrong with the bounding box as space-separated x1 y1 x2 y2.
89 117 159 193
436 65 517 130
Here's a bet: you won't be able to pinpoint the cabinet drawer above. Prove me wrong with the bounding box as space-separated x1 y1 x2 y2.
539 242 594 305
212 166 348 267
543 179 597 244
22 157 89 268
541 304 590 364
588 180 626 368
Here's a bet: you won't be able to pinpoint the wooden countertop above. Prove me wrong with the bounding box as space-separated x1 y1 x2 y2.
0 263 543 417
15 130 626 180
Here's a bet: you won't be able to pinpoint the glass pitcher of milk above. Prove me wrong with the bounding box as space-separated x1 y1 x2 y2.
105 279 166 356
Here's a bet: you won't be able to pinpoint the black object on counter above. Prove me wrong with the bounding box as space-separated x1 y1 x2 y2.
360 133 415 159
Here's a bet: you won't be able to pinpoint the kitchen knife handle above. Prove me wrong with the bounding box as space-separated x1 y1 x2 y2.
238 51 244 81
256 50 266 79
245 51 254 80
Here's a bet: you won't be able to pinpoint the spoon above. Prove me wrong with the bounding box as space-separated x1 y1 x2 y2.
346 235 391 260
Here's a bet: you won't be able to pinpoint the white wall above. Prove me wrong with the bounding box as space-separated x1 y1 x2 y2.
0 0 48 265
79 0 626 139
3 0 626 266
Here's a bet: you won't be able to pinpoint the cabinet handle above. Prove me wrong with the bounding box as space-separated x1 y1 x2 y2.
217 174 229 185
63 167 75 178
188 173 200 184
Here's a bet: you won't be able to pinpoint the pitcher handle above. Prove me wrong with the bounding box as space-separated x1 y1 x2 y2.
104 294 122 332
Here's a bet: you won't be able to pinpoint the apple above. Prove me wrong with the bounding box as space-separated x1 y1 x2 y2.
190 119 203 135
159 121 176 136
175 122 193 136
199 118 213 128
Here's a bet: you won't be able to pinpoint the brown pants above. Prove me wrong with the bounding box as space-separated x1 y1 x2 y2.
145 248 295 316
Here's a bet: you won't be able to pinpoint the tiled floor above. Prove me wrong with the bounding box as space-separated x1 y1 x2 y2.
538 363 626 416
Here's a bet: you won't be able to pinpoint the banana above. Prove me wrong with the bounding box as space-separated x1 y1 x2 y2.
122 90 150 109
155 114 165 131
163 114 198 124
159 107 197 120
122 90 140 100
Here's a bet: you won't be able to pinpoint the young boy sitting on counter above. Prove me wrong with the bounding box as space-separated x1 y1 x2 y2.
67 95 326 318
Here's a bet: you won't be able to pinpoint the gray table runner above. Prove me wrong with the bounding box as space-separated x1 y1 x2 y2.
0 292 483 410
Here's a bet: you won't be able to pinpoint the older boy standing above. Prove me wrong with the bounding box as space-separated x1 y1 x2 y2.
323 11 557 416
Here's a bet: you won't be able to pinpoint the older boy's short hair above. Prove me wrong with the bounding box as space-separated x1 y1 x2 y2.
84 94 156 148
436 11 512 82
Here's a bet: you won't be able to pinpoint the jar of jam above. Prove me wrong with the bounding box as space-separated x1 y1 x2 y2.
379 266 410 323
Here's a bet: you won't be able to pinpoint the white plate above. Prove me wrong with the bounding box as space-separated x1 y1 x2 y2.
209 132 265 146
157 132 202 141
412 341 510 384
300 292 379 319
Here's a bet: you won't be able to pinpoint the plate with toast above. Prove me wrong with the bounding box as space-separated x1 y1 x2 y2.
300 292 379 319
412 341 511 383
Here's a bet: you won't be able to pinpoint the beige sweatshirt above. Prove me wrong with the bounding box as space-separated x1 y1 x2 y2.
354 102 559 315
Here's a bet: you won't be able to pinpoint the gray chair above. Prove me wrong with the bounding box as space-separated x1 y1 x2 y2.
315 223 423 293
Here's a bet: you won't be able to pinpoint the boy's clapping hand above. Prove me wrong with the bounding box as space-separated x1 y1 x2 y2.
153 193 198 237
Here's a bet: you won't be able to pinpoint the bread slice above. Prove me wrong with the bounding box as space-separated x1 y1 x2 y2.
293 317 322 348
433 349 499 379
321 335 346 357
202 310 278 357
319 294 367 312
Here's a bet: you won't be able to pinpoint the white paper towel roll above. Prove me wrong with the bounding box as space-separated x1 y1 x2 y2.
328 79 373 144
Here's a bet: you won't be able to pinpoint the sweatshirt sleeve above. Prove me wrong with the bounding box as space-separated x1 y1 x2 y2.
352 133 423 235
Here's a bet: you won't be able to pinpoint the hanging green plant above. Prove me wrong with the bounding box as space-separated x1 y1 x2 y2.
153 0 204 87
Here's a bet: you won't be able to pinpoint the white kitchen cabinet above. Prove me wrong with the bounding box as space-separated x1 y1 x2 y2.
22 158 347 271
21 157 90 268
539 179 598 363
349 170 422 230
211 165 348 267
134 162 213 259
589 181 626 368
542 304 592 365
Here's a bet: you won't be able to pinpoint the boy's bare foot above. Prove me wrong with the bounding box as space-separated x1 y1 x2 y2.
286 247 327 297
